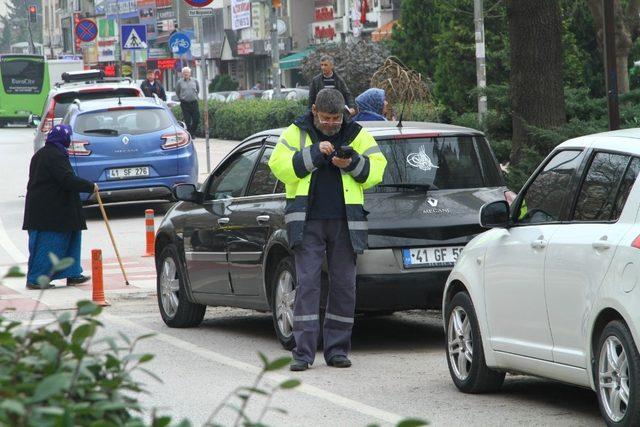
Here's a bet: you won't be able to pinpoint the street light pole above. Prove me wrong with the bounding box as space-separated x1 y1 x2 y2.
270 0 281 98
473 0 487 123
116 0 122 76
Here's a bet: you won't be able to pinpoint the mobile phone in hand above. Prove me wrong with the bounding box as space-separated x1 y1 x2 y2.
336 146 354 159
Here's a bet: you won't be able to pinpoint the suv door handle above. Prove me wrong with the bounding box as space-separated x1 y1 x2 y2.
256 215 270 224
531 239 547 250
217 217 230 225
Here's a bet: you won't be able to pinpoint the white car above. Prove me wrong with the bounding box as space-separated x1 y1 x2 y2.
443 128 640 426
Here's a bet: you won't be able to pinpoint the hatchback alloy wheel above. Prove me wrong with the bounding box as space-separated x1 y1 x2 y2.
448 306 473 381
160 257 180 319
599 336 630 422
275 269 296 339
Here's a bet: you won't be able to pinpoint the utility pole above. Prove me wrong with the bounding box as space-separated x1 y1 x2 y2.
473 0 487 123
603 0 620 130
196 16 210 172
270 0 281 98
116 0 122 76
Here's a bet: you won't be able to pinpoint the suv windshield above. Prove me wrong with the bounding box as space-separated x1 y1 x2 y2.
367 135 502 192
54 88 140 117
74 107 172 136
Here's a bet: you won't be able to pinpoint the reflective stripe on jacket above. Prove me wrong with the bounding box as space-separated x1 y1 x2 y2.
268 122 387 253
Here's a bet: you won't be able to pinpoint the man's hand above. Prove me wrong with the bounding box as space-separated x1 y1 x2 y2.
332 156 352 169
348 108 356 117
319 141 334 155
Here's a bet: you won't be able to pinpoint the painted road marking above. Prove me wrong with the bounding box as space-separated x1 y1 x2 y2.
0 216 27 264
102 313 404 424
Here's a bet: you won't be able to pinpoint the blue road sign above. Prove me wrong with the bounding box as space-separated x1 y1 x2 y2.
121 24 147 50
169 32 191 55
76 19 98 43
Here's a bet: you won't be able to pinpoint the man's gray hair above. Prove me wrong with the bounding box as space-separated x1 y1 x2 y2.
315 88 345 114
182 66 191 73
320 55 334 64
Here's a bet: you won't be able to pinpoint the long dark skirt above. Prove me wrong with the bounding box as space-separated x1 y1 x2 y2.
27 230 83 285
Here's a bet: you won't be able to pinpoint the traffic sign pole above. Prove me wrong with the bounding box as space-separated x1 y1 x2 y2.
195 16 210 172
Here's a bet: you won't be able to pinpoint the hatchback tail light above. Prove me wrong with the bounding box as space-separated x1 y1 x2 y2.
40 99 56 133
632 235 640 249
68 140 91 156
504 190 517 205
161 131 190 150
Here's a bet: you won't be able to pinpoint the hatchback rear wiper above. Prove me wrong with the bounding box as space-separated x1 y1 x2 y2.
377 183 438 191
83 128 119 135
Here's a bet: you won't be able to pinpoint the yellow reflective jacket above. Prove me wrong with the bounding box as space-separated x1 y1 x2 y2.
268 116 387 253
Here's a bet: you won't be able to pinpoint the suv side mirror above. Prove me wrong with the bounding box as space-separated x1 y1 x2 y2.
29 114 41 128
173 183 200 203
479 200 511 228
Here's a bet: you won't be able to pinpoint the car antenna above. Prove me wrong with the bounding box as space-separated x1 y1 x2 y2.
396 91 408 129
118 95 122 106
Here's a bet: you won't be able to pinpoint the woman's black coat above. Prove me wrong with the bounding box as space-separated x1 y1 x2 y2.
22 144 95 232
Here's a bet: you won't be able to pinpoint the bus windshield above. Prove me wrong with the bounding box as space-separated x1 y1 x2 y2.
0 56 44 94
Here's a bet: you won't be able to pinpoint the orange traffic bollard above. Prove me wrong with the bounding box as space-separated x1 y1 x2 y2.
91 249 110 306
143 209 155 257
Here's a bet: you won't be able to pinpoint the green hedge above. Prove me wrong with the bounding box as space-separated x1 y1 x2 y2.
172 99 307 140
173 99 444 141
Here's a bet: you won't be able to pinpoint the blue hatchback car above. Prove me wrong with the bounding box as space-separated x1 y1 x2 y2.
62 97 198 203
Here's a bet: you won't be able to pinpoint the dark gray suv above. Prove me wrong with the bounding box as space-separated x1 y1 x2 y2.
154 121 510 348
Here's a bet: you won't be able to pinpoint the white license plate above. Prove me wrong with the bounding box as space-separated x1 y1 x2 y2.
107 166 150 180
402 246 464 268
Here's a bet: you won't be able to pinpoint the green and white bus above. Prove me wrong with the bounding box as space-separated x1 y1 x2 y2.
0 54 50 127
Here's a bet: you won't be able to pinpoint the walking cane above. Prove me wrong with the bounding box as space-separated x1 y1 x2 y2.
95 188 131 286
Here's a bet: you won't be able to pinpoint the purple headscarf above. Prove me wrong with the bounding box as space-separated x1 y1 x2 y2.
45 124 73 156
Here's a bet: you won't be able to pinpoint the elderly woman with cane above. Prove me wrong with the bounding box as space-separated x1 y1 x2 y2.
22 124 98 289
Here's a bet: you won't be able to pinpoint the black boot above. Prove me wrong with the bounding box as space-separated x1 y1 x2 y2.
66 275 91 286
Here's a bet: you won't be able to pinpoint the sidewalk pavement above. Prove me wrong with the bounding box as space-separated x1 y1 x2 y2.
0 255 157 312
0 137 241 314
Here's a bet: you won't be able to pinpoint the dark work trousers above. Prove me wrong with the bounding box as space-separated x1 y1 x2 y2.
180 100 200 137
292 219 357 364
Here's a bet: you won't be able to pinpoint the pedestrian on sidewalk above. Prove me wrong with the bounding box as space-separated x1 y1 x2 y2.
308 55 356 117
175 67 200 137
22 125 97 290
353 88 388 122
140 69 167 101
269 88 387 371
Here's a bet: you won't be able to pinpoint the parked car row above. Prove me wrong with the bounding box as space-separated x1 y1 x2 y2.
31 69 198 204
152 116 640 425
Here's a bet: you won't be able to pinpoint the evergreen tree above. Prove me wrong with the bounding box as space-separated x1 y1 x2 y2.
0 16 13 53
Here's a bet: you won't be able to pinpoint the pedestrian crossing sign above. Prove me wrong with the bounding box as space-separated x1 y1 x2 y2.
121 24 147 50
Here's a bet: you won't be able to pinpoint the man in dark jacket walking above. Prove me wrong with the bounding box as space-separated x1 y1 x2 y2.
308 55 356 116
23 125 97 289
140 70 167 101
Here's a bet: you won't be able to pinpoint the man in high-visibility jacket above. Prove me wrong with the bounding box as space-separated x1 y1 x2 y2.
269 88 387 371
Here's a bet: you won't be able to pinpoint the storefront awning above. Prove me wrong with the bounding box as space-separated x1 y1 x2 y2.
279 47 315 70
372 20 397 42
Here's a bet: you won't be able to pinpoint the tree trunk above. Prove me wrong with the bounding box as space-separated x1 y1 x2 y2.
586 0 634 94
507 0 566 165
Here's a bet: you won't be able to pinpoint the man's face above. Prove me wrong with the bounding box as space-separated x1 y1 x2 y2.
147 72 155 82
320 60 333 77
182 70 191 79
312 106 342 136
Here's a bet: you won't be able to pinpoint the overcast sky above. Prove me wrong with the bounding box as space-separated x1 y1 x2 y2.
0 0 7 17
